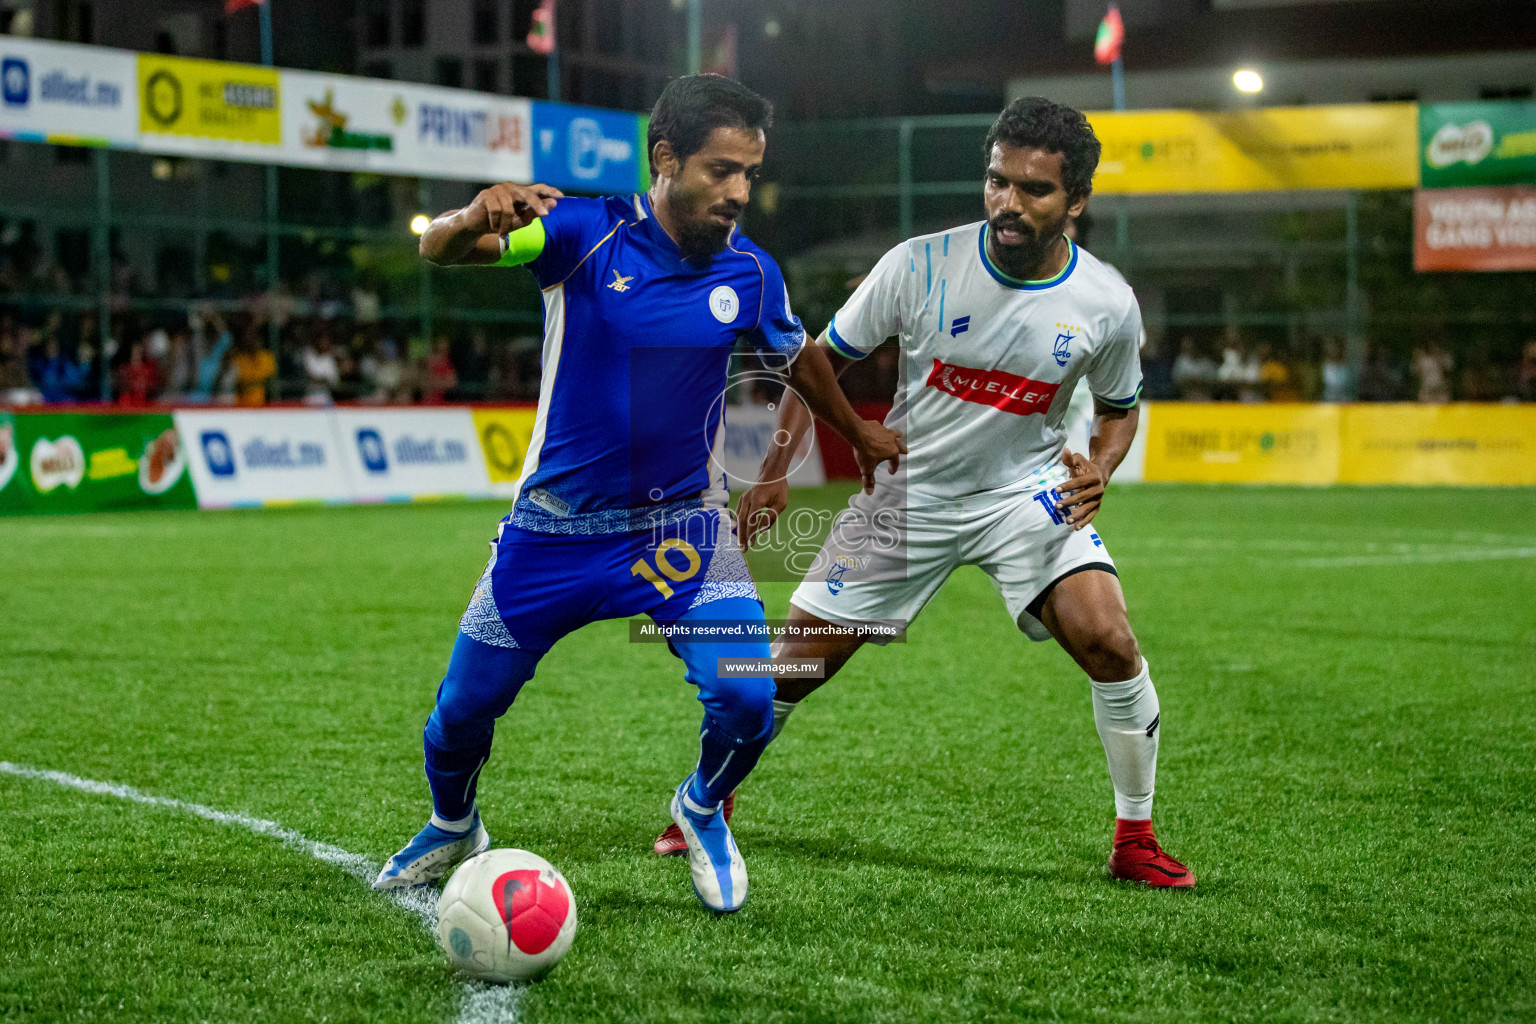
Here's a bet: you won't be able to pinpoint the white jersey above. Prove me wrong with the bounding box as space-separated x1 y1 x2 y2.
826 222 1142 504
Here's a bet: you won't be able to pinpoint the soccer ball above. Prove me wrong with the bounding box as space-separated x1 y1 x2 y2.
436 849 577 983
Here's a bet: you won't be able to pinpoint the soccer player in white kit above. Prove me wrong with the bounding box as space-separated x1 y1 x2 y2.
653 97 1194 887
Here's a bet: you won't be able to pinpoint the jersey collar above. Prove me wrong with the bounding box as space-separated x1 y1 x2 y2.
978 227 1078 291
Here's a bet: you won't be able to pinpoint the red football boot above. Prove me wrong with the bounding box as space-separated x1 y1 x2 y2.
1107 818 1196 888
654 791 734 857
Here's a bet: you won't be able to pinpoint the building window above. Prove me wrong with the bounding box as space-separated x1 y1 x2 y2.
364 0 391 48
363 59 393 81
402 0 425 47
473 59 499 94
435 57 463 89
511 53 541 96
473 0 499 45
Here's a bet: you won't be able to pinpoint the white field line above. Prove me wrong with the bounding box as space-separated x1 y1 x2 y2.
0 761 522 1024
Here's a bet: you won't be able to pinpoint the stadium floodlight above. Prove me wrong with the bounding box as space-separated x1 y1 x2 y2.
1233 69 1264 93
411 214 432 235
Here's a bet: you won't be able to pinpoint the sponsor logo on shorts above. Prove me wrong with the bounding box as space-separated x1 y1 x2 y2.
825 552 864 595
924 357 1060 416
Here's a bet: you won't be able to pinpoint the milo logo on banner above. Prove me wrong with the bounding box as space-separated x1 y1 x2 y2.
0 413 195 516
1420 102 1536 188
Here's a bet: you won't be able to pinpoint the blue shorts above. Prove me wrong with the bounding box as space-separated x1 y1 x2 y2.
458 507 761 653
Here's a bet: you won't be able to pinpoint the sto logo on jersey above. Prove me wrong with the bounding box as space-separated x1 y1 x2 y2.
924 358 1061 416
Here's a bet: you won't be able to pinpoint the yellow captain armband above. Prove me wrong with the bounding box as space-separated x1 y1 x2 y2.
493 219 548 267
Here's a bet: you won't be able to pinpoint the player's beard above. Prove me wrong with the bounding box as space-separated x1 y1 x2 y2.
986 212 1067 280
661 184 739 261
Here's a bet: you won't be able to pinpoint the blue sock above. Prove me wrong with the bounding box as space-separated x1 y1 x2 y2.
689 714 771 808
421 633 542 829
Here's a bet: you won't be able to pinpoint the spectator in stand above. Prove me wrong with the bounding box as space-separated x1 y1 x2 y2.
27 334 90 402
160 324 196 401
1321 339 1355 402
1172 336 1216 400
1412 340 1454 404
115 339 160 407
230 325 276 407
1139 333 1176 401
301 330 341 406
457 330 492 401
1517 340 1536 403
422 336 458 404
1216 339 1261 401
190 308 234 403
1258 344 1298 402
362 335 406 404
1358 345 1407 402
1458 344 1511 402
0 322 42 404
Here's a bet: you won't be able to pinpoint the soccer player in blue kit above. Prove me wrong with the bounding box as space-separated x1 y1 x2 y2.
373 76 905 913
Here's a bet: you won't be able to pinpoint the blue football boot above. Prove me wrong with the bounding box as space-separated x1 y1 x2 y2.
372 813 490 890
669 776 748 912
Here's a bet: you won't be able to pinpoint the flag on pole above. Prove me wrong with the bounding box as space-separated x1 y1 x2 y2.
702 22 738 79
224 0 264 13
1095 5 1124 65
527 0 557 55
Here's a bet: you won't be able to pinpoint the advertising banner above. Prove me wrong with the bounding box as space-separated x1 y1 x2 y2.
1141 403 1341 484
532 101 646 194
1414 186 1536 272
472 407 538 497
0 412 195 515
0 37 136 147
176 409 350 508
1339 405 1536 486
138 53 281 158
332 408 493 502
1088 103 1419 194
1419 102 1536 190
718 403 825 489
281 71 533 182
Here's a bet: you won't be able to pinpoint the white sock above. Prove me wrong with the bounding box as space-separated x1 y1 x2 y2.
769 699 799 741
1090 660 1160 820
430 806 477 833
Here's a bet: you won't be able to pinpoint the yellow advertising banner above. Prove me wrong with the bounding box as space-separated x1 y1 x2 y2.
1339 405 1536 486
472 408 538 485
1087 104 1419 194
138 54 280 145
1143 403 1341 484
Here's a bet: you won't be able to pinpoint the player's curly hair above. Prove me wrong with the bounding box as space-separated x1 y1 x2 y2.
983 97 1101 201
647 74 774 177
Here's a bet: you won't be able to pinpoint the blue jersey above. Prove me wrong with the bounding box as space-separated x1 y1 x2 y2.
495 193 806 535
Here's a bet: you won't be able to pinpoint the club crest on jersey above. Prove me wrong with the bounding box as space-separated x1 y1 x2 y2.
825 552 863 595
1053 322 1080 367
607 270 634 293
709 285 740 323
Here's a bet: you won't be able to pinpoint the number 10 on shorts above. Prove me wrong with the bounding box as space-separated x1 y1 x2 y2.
630 539 701 598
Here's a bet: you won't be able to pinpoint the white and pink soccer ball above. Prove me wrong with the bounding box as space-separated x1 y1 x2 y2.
437 849 577 983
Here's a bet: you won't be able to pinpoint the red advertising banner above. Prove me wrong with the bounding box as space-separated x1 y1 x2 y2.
1414 186 1536 272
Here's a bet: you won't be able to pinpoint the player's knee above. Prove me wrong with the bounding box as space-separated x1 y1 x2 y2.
702 672 775 744
430 636 540 747
1082 626 1141 682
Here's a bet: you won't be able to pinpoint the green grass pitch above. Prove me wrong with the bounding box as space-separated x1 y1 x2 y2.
2 484 1534 1023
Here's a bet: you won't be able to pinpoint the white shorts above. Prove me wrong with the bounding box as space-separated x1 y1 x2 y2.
789 478 1117 643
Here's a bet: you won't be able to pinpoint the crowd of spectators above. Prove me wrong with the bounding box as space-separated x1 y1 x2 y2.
0 301 545 408
1142 334 1536 404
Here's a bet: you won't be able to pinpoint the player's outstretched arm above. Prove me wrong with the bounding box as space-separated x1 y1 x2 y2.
737 339 860 548
785 338 905 496
419 182 565 267
1057 400 1139 530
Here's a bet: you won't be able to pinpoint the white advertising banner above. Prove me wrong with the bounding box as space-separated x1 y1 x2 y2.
331 408 494 502
176 409 352 508
282 70 533 182
719 403 825 490
0 37 137 146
